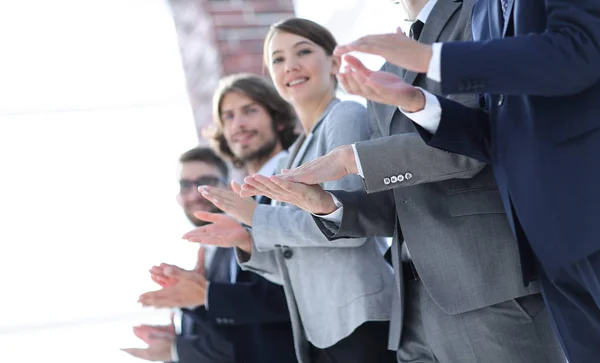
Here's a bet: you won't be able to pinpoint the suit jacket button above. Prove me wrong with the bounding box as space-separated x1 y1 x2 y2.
397 174 404 182
497 94 505 106
390 176 398 183
283 249 293 259
383 177 391 185
405 172 413 180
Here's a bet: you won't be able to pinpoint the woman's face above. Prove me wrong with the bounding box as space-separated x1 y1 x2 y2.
267 31 339 106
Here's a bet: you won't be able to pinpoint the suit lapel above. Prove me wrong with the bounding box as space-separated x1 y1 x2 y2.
284 134 306 169
402 0 462 86
502 0 515 37
489 0 503 39
383 0 462 135
381 62 404 134
288 98 339 168
207 247 232 283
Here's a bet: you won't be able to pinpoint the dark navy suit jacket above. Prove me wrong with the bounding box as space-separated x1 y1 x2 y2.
417 0 600 278
181 194 296 363
199 267 297 363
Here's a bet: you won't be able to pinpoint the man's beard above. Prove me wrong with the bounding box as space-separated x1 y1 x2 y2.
240 132 278 165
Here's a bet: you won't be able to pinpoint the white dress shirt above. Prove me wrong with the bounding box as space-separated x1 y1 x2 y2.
321 1 441 264
352 0 440 177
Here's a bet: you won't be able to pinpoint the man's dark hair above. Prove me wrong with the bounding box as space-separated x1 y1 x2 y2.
179 146 229 179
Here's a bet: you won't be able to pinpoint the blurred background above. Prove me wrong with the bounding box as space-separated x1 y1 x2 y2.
0 0 404 361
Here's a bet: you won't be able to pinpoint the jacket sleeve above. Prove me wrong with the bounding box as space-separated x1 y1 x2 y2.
251 101 375 250
415 95 493 164
441 0 600 96
312 189 397 240
175 334 235 363
205 273 290 325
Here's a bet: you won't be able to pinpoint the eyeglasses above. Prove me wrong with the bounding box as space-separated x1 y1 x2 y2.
179 176 227 194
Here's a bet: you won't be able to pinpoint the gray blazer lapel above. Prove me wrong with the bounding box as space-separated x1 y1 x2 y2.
380 62 403 136
290 98 340 168
403 0 462 86
283 134 306 170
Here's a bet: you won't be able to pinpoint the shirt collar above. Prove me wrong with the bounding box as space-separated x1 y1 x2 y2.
417 0 438 24
256 150 289 177
400 0 438 33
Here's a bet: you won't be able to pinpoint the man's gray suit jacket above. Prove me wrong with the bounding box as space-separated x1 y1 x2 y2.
313 0 539 350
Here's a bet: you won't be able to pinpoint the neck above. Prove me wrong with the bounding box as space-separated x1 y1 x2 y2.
401 0 429 20
244 143 284 175
294 92 335 135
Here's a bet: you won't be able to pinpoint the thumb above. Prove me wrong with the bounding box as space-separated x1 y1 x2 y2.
194 246 206 275
193 211 222 223
231 180 242 194
164 265 187 278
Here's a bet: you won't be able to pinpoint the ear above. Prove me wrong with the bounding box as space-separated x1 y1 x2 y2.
176 194 183 207
276 122 285 132
331 55 342 75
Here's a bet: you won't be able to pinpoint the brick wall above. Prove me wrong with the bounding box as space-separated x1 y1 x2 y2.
168 0 296 140
207 0 296 76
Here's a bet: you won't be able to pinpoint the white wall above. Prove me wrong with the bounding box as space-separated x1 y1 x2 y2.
0 1 200 362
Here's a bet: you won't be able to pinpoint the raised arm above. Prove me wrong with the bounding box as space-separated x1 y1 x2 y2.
442 0 600 96
251 101 378 250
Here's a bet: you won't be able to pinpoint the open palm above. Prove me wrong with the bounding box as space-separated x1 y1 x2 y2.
183 211 252 252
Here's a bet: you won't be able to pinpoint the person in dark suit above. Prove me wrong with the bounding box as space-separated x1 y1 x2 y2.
128 146 297 363
276 1 600 362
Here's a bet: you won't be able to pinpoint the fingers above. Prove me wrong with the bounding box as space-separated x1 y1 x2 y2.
139 289 171 308
136 324 173 333
231 181 242 194
183 229 234 247
150 274 170 287
334 36 379 56
243 175 280 199
163 265 187 278
200 186 238 202
194 245 206 275
132 326 153 343
343 55 372 77
239 183 261 198
339 71 362 96
277 161 319 184
192 211 222 224
269 176 306 196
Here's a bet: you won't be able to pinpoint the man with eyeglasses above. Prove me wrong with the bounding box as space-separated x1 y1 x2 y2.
123 147 296 363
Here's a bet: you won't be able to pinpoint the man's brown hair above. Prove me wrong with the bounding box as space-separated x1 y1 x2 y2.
206 73 298 168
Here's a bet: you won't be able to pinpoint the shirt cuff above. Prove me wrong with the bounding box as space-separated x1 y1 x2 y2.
171 339 179 362
427 43 442 82
351 143 365 178
312 193 343 224
398 87 442 134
